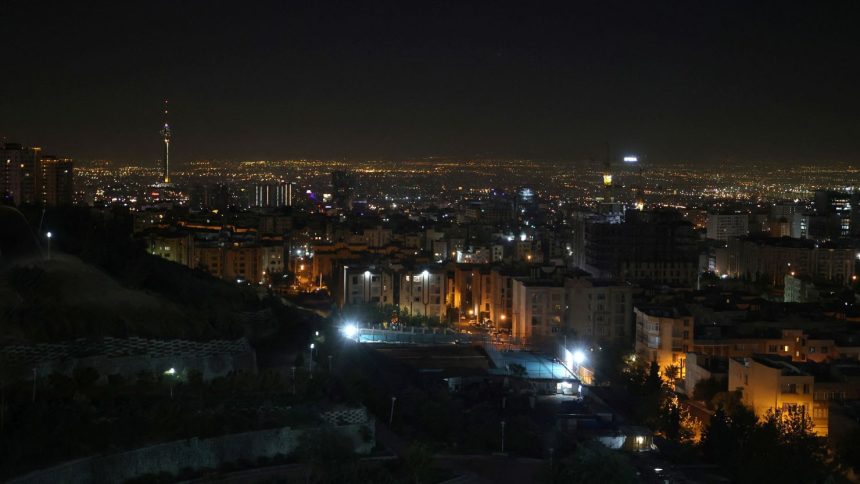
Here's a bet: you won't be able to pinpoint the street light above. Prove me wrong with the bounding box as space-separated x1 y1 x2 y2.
342 323 358 339
500 420 506 453
309 343 315 378
45 232 52 260
164 368 177 399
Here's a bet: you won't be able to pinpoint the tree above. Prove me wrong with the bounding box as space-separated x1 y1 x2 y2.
660 395 701 444
556 443 637 484
402 443 434 484
701 405 732 464
701 404 832 484
837 426 860 476
664 364 680 382
692 376 723 405
709 388 744 415
644 360 662 395
298 428 357 484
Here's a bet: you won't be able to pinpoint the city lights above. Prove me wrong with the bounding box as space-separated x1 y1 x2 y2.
4 4 856 480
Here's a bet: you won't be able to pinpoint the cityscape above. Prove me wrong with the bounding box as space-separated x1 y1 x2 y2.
3 2 860 483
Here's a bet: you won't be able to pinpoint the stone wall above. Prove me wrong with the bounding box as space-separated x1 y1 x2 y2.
2 337 258 381
10 418 374 484
33 349 257 382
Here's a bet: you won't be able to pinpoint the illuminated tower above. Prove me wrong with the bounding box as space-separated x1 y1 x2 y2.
602 142 612 188
160 100 171 184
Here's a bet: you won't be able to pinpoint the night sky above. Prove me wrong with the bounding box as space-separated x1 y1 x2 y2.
2 1 859 164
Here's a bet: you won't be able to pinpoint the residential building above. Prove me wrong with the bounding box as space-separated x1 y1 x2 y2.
707 212 749 241
511 278 566 344
583 211 699 287
784 274 819 303
340 266 395 307
146 232 193 266
565 272 634 343
40 157 74 206
723 235 857 286
634 304 693 375
729 355 826 436
399 267 447 320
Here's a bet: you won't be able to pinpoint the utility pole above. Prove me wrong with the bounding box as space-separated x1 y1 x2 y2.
291 366 296 395
389 396 397 426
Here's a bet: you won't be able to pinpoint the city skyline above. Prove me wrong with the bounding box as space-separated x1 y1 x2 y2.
2 1 859 164
4 3 860 481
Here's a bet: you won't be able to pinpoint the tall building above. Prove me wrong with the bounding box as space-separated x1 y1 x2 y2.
583 210 699 287
1 143 41 205
706 212 749 241
815 190 858 237
254 182 291 207
160 100 172 184
40 156 74 206
331 170 355 211
791 213 811 239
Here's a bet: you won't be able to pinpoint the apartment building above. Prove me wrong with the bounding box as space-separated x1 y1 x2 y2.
634 305 694 375
511 279 566 343
565 273 634 343
729 355 827 436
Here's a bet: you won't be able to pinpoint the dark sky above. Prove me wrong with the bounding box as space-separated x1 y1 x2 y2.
2 1 859 164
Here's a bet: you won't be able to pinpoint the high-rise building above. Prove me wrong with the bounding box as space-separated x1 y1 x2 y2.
814 190 860 237
706 212 749 241
583 210 699 287
791 213 811 239
253 182 291 207
40 156 74 206
1 143 41 205
331 170 355 211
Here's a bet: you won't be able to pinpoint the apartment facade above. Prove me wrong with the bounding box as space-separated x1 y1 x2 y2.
729 355 827 436
634 305 694 375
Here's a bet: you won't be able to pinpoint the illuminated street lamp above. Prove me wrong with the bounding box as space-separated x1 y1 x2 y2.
164 367 178 399
342 323 359 339
45 231 52 260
